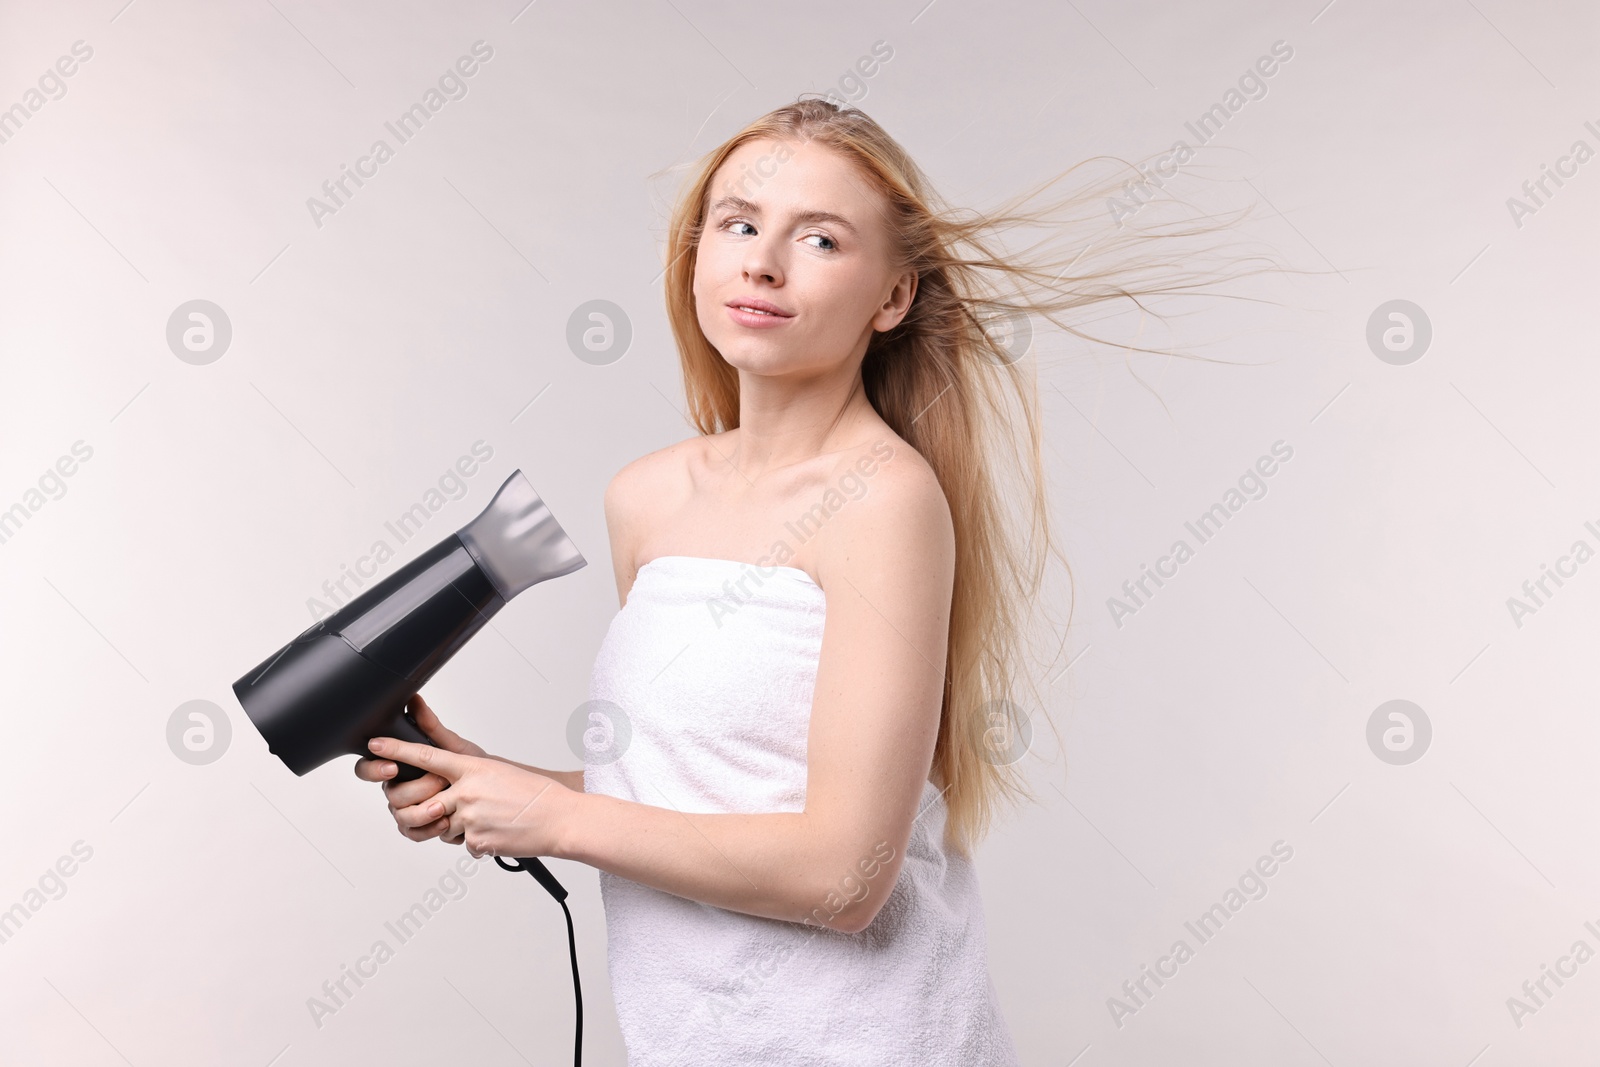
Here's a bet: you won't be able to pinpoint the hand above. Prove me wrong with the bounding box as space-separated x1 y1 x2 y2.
354 693 487 845
366 734 576 860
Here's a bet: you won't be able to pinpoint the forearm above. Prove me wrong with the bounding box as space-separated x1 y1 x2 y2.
557 791 850 929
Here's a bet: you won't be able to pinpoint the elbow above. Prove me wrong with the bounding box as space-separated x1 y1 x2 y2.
806 839 903 934
835 899 885 935
806 894 880 935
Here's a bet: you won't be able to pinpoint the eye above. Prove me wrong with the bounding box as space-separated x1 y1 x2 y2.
722 218 756 236
803 233 837 251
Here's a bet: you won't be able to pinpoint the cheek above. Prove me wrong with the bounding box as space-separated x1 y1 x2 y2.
691 255 718 328
814 272 878 332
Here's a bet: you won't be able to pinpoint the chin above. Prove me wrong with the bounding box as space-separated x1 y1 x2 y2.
715 345 779 373
712 340 799 375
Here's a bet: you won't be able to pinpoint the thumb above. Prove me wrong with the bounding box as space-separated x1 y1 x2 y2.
408 694 468 750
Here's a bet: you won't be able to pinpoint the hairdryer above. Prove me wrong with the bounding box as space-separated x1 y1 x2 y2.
231 469 588 1065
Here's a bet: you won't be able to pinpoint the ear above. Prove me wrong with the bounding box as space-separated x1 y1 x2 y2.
871 270 918 332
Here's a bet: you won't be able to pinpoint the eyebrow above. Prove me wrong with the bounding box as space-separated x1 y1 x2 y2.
707 195 860 238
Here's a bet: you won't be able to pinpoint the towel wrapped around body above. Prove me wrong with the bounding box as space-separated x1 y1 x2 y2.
582 554 1022 1066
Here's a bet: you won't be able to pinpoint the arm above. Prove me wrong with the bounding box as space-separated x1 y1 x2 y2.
556 450 954 934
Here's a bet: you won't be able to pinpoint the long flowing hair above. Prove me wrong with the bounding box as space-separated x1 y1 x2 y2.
658 96 1283 856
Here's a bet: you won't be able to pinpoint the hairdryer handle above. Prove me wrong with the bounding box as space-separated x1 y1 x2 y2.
373 702 437 782
496 855 569 902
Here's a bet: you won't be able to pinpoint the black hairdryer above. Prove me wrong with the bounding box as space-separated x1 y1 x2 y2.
232 469 588 1065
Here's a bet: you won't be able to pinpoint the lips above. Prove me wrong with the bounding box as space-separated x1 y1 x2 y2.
725 298 792 318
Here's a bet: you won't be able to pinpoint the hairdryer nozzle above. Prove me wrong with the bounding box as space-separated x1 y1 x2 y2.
457 471 587 600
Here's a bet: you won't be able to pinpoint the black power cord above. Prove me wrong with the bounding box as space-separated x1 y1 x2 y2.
495 856 582 1066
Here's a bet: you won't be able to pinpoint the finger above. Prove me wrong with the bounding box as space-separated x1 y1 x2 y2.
394 782 458 831
368 736 470 781
354 756 398 783
398 815 451 842
409 693 459 743
410 693 476 754
382 772 449 808
409 693 443 732
394 793 453 830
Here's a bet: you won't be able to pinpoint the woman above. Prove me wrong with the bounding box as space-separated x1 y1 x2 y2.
359 97 1258 1064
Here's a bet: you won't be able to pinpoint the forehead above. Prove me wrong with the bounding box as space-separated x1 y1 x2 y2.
708 136 887 230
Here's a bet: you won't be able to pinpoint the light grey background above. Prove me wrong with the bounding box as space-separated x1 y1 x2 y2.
1 0 1595 1064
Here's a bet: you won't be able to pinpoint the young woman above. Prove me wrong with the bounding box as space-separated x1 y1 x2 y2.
358 97 1259 1063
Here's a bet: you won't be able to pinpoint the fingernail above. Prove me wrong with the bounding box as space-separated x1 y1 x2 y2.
382 762 397 776
428 802 444 818
368 739 386 753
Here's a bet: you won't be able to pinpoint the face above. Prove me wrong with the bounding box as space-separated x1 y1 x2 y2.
693 137 916 378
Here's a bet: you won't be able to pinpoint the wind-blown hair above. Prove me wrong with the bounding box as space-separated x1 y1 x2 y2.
658 96 1281 856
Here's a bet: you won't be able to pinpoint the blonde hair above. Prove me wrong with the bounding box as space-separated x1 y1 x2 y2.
659 96 1283 856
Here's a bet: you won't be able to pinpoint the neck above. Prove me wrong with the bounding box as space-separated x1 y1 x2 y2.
728 362 876 477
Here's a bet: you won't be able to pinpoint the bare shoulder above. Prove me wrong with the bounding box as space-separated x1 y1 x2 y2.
603 433 731 518
813 435 955 594
602 435 716 603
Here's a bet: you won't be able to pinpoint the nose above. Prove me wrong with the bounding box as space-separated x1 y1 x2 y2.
740 233 782 286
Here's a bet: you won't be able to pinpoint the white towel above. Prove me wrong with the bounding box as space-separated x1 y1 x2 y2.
583 554 1022 1066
